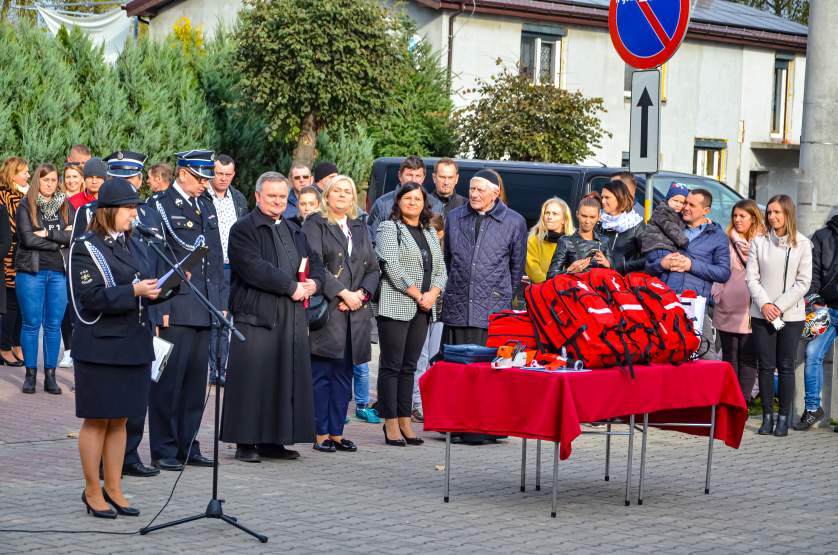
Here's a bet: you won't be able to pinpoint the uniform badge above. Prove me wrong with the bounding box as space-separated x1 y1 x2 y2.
117 151 124 160
175 198 184 207
186 221 194 229
79 269 93 285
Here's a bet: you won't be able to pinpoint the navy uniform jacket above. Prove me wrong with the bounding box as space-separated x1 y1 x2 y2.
151 185 225 327
70 231 164 366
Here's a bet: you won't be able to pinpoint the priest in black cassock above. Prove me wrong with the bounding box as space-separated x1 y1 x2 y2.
220 172 323 462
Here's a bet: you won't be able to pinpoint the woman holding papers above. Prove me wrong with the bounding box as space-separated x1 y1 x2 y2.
70 178 168 519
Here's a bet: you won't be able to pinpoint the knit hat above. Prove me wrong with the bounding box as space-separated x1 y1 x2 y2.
666 182 690 201
470 169 500 189
314 161 339 183
83 157 108 179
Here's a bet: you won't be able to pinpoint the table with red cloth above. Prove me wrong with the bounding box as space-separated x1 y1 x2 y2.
419 359 748 513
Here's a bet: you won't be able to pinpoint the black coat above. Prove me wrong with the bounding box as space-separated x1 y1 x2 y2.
303 212 379 364
151 185 225 327
221 208 320 445
431 190 467 219
599 220 646 275
808 215 838 308
0 204 12 313
70 231 168 365
546 230 613 279
14 198 74 274
640 203 688 255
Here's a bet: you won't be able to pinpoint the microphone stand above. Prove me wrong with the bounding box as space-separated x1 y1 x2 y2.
138 238 267 543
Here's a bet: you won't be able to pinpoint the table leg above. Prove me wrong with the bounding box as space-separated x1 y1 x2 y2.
705 405 716 495
444 432 451 503
638 413 649 505
625 414 635 507
551 442 559 518
605 422 612 482
520 438 527 492
536 439 542 491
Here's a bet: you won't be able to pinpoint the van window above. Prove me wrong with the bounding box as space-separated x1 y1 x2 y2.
650 175 740 225
465 170 574 229
589 175 647 207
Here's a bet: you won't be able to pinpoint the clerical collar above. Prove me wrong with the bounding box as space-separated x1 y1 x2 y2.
274 217 282 225
172 181 192 203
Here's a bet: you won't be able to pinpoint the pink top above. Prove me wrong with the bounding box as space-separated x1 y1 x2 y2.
711 231 753 334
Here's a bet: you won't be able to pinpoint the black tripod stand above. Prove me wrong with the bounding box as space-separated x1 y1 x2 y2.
139 240 268 543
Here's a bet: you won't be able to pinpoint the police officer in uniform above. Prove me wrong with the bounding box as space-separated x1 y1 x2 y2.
70 178 171 518
148 149 224 471
98 150 163 478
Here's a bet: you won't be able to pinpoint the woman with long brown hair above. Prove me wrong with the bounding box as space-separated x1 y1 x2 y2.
598 180 645 274
0 156 29 367
746 194 812 437
712 199 766 401
15 163 74 394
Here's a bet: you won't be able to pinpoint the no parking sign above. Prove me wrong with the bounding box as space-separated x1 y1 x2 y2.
609 0 691 69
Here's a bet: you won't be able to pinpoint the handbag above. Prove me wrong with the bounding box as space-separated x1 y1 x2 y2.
307 294 329 331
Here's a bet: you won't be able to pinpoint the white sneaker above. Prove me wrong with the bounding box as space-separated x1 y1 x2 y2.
58 350 73 368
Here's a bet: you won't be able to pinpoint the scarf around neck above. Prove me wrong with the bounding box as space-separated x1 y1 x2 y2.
37 192 66 221
599 209 643 233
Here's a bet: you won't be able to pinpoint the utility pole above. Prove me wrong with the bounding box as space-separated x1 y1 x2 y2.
797 0 838 235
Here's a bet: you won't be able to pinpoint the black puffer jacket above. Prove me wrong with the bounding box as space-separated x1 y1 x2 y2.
640 203 688 255
808 215 838 308
546 231 613 279
599 221 646 275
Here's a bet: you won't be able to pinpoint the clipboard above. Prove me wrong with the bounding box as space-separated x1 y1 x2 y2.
156 245 209 296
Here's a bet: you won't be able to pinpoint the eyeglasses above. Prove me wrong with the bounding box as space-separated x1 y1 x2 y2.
292 175 311 180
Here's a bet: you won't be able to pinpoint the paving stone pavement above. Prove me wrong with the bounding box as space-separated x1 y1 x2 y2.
1 351 837 554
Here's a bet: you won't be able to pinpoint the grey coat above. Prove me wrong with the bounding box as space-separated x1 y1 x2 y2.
303 212 380 364
375 219 447 322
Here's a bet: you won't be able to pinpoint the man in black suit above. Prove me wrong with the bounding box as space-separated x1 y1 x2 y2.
147 149 224 471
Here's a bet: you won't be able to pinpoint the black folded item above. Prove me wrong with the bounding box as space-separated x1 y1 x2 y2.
442 344 497 364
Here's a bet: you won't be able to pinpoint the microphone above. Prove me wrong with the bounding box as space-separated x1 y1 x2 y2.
131 220 165 241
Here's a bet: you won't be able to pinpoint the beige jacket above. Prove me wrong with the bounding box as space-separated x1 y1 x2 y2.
746 230 812 322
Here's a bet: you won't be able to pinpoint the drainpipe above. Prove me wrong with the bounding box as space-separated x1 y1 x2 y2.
447 2 466 93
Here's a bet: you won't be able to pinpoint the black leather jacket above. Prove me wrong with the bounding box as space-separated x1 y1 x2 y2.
14 198 73 274
546 231 613 279
599 221 646 275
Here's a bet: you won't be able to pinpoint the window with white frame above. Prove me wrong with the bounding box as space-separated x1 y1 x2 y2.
519 24 564 85
693 139 727 182
771 55 793 138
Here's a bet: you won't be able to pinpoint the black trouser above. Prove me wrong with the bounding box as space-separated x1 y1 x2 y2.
124 414 146 465
61 305 73 352
0 287 21 350
149 325 211 461
377 313 430 419
718 330 758 402
751 318 804 417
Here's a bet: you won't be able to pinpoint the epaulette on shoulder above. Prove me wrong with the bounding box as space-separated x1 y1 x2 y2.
74 231 94 243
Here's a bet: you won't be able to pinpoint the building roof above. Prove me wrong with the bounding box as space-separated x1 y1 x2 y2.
414 0 807 52
124 0 179 18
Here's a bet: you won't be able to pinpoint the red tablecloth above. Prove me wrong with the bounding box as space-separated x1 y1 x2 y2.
419 360 748 460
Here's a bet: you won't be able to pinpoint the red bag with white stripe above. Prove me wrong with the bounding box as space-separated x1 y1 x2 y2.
624 272 700 363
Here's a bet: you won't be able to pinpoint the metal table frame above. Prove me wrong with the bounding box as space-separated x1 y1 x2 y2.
441 405 717 517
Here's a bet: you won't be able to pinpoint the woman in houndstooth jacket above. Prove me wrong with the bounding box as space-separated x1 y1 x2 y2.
375 182 447 446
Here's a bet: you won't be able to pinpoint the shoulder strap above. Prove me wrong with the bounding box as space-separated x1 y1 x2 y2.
728 235 747 268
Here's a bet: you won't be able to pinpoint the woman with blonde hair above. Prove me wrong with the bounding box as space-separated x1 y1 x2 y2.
303 175 379 453
747 194 812 437
526 198 574 283
712 199 765 401
62 163 85 197
0 156 29 367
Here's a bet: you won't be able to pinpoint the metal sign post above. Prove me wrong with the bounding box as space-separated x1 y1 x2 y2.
629 69 661 221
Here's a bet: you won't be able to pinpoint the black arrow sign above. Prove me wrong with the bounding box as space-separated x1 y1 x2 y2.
636 87 654 158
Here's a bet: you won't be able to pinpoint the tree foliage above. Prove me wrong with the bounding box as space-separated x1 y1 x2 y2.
729 0 808 24
316 123 375 195
454 64 610 164
233 0 405 166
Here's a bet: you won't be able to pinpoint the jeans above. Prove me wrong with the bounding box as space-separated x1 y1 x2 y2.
802 307 838 410
16 270 67 369
353 363 369 408
413 321 444 408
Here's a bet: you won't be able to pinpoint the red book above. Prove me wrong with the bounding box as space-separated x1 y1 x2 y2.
298 257 310 308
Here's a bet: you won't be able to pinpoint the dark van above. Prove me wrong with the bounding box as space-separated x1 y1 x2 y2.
368 157 744 228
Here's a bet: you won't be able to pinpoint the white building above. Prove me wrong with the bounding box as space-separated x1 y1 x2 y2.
126 0 808 202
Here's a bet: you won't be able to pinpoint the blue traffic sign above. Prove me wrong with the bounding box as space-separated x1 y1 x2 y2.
609 0 691 69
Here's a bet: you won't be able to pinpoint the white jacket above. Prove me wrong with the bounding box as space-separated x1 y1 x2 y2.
746 230 812 322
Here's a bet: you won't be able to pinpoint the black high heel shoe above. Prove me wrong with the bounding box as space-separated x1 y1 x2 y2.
103 489 140 516
383 425 406 447
82 491 117 519
400 429 424 445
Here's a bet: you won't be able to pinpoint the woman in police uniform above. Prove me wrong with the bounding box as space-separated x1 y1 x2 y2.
71 178 164 519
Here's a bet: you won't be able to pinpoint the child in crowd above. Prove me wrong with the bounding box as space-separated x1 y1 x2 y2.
640 182 690 254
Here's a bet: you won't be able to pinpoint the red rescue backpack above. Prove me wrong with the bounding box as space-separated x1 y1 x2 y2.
624 272 700 363
524 274 636 375
486 310 540 350
579 268 656 364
